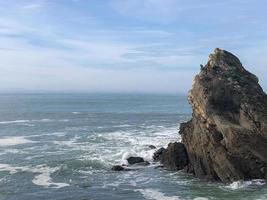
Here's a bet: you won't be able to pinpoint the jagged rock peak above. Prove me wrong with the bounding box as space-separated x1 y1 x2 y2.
199 48 259 84
206 48 243 71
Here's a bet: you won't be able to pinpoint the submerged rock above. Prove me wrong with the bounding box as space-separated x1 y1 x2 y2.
153 147 166 161
136 161 150 166
160 142 188 171
148 145 157 149
111 165 125 171
180 48 267 183
127 156 145 165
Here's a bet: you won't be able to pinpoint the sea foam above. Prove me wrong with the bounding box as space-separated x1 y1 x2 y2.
0 136 34 146
0 120 30 124
0 163 69 188
135 189 182 200
223 179 266 190
32 165 70 188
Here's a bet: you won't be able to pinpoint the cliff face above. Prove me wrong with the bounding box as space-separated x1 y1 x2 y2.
180 48 267 183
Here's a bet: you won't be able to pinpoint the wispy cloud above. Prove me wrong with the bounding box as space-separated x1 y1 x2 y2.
110 0 181 23
0 0 266 92
23 3 42 9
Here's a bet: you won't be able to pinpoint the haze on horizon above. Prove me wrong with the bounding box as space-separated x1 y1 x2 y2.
0 0 266 94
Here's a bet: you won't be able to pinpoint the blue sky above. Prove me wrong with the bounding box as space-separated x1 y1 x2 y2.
0 0 266 93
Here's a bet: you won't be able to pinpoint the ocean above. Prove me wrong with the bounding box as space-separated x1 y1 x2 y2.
0 93 266 200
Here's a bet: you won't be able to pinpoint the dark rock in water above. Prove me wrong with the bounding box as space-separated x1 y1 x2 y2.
136 161 150 166
154 165 164 169
180 48 267 183
148 145 157 149
111 165 125 171
127 156 145 165
160 142 188 171
153 147 166 161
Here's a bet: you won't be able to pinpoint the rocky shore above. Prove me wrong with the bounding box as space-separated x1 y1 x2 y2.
112 48 267 183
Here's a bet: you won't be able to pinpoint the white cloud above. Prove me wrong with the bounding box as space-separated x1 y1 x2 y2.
0 17 38 35
0 36 195 93
23 3 42 9
0 0 266 93
110 0 181 23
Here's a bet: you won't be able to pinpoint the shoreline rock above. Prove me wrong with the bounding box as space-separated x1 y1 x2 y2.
153 147 166 161
153 143 188 171
111 165 126 171
160 142 188 171
148 145 157 149
127 156 145 165
180 48 267 183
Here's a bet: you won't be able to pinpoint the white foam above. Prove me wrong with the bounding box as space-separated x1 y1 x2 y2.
0 164 33 175
223 179 266 190
0 136 34 146
0 163 69 188
72 112 81 114
121 152 137 165
39 119 52 122
114 124 132 128
53 138 78 148
0 164 20 174
87 125 180 167
32 165 69 188
135 189 182 200
0 119 69 125
29 132 66 138
0 120 30 124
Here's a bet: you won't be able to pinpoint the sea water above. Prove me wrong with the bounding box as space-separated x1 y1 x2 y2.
0 94 266 200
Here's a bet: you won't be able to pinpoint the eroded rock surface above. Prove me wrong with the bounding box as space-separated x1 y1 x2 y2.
180 48 267 183
160 142 188 171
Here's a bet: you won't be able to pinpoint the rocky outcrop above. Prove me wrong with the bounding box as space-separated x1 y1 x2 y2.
180 48 267 183
148 145 157 149
111 165 126 171
153 147 166 161
152 143 188 170
127 156 145 165
160 142 188 171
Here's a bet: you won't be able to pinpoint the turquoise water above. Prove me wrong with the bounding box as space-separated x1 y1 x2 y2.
0 94 266 200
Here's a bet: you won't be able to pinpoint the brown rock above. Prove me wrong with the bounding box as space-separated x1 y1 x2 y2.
180 48 267 183
160 142 188 171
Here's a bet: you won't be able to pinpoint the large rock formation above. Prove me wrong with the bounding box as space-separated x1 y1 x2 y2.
180 48 267 183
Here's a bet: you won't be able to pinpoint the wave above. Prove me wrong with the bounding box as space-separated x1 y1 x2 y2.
0 120 30 124
0 136 35 146
72 112 81 114
31 165 70 189
135 189 182 200
113 124 133 128
223 179 266 190
0 119 69 125
29 132 66 138
135 189 209 200
0 163 69 188
96 126 179 165
60 158 108 171
121 150 156 166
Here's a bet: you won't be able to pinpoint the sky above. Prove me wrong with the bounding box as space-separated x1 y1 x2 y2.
0 0 266 93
